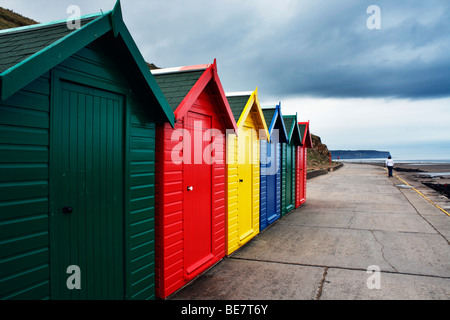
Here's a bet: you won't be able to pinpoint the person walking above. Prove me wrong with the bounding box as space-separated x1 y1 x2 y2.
385 156 394 177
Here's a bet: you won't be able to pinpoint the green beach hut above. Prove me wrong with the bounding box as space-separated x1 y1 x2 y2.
281 114 302 216
0 1 174 300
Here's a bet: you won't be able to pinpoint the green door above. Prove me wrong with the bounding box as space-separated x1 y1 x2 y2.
286 144 294 212
51 81 125 299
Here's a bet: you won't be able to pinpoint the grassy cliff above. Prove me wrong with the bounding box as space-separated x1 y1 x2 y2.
307 134 338 171
0 7 38 30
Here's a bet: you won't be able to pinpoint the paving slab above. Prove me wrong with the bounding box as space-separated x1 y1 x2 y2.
170 259 323 300
371 230 450 277
231 224 396 272
321 268 450 300
348 211 437 233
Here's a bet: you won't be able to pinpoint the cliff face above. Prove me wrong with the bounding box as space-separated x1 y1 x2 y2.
307 134 334 170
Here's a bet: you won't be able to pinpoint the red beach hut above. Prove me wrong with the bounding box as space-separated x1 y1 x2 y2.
151 61 237 298
296 121 313 207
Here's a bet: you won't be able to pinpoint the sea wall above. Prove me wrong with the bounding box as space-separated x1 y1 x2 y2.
307 163 344 179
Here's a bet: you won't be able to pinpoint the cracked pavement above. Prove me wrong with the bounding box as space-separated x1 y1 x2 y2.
169 163 450 300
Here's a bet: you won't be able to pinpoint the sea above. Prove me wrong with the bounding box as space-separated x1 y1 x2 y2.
336 145 450 165
339 159 450 164
338 158 450 177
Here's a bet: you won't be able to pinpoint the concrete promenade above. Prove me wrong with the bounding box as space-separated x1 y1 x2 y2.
170 163 450 300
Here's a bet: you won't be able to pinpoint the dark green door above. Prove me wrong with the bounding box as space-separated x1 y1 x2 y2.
286 144 294 212
51 81 125 299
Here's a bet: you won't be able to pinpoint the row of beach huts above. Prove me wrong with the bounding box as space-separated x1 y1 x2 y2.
0 2 313 299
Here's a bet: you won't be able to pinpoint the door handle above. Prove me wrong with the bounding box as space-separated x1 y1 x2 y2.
187 186 193 191
239 179 244 182
62 206 73 214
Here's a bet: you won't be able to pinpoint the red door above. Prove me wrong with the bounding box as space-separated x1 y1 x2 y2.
299 147 306 205
183 111 213 277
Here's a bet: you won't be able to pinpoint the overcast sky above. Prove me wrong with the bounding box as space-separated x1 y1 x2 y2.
2 0 450 158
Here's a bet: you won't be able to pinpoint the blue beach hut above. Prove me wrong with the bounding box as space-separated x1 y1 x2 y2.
260 103 288 231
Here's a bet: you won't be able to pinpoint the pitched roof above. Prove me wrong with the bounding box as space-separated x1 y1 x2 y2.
227 93 252 124
225 89 269 141
261 104 288 144
298 123 307 139
262 108 276 127
0 1 174 127
151 61 238 132
298 121 313 148
282 114 302 146
283 116 294 132
0 15 99 73
152 69 205 112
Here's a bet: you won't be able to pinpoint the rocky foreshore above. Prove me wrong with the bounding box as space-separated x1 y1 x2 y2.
393 162 450 200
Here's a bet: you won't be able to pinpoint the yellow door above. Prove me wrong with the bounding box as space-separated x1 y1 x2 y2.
237 125 254 242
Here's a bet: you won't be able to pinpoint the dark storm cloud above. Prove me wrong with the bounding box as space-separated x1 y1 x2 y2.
125 0 450 100
3 0 450 99
222 1 450 99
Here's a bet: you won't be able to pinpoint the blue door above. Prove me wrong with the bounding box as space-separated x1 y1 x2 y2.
261 138 281 231
266 140 278 224
260 139 268 231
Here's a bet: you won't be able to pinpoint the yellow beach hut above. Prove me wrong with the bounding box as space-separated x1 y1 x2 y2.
226 89 269 255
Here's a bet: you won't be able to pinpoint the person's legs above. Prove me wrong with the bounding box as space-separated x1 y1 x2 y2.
388 166 393 177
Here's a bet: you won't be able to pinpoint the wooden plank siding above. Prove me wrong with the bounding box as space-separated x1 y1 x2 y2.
275 142 282 221
260 106 287 231
281 143 287 216
296 122 312 207
0 33 161 299
259 139 268 231
226 111 261 255
154 86 227 299
290 145 296 210
0 73 51 300
295 145 301 208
